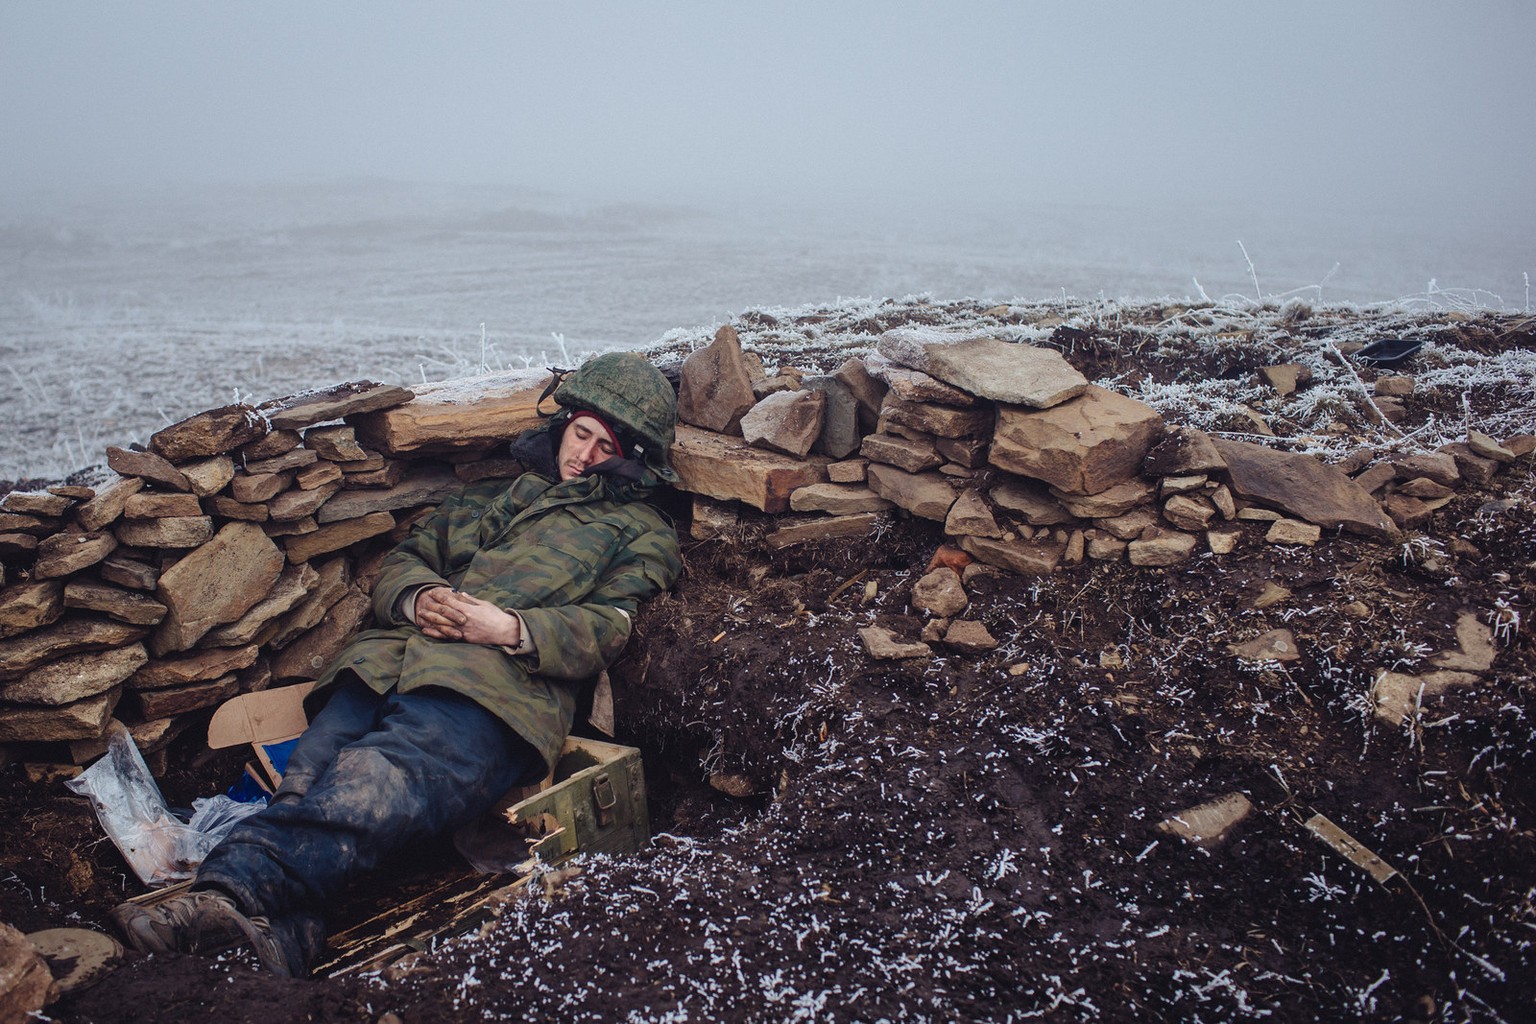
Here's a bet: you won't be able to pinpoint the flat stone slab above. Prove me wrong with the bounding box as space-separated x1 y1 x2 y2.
766 512 883 549
859 625 932 660
1228 628 1302 663
0 644 147 706
1371 669 1481 725
789 483 893 515
0 581 65 640
349 368 550 456
1213 439 1397 540
672 424 829 513
316 466 459 524
152 522 285 654
259 380 416 431
0 688 121 742
1158 792 1253 847
958 534 1066 575
0 618 149 682
877 330 1088 408
150 403 268 461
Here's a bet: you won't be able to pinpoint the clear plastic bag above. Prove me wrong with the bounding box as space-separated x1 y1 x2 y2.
64 721 265 887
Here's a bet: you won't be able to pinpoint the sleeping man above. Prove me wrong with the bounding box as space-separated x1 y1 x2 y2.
115 351 682 977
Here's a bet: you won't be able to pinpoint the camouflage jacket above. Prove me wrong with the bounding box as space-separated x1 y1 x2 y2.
310 468 680 778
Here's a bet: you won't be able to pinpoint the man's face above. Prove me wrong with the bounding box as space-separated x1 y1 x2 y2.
557 414 618 481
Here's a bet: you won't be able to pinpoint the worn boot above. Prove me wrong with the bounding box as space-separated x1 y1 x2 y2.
113 889 244 955
112 888 301 976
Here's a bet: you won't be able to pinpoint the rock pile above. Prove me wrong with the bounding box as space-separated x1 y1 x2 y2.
1 333 1531 774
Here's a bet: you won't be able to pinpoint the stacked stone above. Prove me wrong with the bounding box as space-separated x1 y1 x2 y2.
4 341 1533 773
0 381 494 770
669 325 1534 578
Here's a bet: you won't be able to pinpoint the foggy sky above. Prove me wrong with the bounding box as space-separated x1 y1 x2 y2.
2 1 1534 214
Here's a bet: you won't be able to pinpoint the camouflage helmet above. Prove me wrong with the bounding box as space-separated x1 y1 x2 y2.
553 351 678 480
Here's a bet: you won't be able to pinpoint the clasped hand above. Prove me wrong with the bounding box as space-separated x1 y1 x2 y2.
414 587 520 647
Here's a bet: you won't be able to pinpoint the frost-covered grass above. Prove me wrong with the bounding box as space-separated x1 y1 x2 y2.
4 181 1531 484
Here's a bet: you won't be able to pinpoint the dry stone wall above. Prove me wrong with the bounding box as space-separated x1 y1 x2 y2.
2 335 1531 775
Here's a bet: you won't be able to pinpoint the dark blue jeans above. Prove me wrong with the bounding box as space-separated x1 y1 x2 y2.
196 677 538 975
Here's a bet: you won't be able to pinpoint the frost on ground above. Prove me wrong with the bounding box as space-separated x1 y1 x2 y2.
6 296 1535 1024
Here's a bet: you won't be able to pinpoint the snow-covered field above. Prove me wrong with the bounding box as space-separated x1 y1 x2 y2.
2 180 1530 482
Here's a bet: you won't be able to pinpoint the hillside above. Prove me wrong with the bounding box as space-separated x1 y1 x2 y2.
3 296 1534 1023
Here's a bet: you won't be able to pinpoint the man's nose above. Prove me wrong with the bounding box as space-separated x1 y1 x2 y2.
576 437 602 465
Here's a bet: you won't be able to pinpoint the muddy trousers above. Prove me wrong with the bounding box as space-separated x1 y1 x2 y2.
194 676 538 975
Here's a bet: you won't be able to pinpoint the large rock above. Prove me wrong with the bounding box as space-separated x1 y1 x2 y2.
271 586 371 682
179 455 237 497
789 484 892 516
913 568 968 617
152 522 285 654
671 424 828 513
832 357 888 433
1127 529 1199 567
269 557 352 648
677 325 757 434
958 534 1065 575
945 489 1003 538
131 645 261 689
805 376 860 458
150 403 268 461
259 380 416 431
243 448 319 476
74 476 145 531
350 368 548 456
104 447 189 491
137 674 240 719
765 512 883 549
284 511 395 563
991 386 1165 495
741 389 826 458
0 618 148 682
1142 427 1226 476
202 562 321 647
877 330 1088 408
31 531 118 579
990 479 1073 525
269 480 342 522
1212 439 1397 540
865 464 960 522
879 395 992 439
0 581 65 640
62 581 167 626
315 466 459 524
0 491 72 516
1051 479 1155 518
123 492 202 519
0 920 56 1022
860 433 942 474
114 516 216 549
304 425 369 462
0 688 120 742
0 644 147 705
862 352 979 406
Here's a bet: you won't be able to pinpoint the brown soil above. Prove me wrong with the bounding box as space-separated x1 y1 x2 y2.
3 300 1534 1022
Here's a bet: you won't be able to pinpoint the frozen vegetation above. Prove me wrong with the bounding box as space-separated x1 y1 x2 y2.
2 180 1531 483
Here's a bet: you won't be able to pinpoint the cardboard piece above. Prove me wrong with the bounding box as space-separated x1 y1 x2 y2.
208 682 313 796
207 681 314 749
